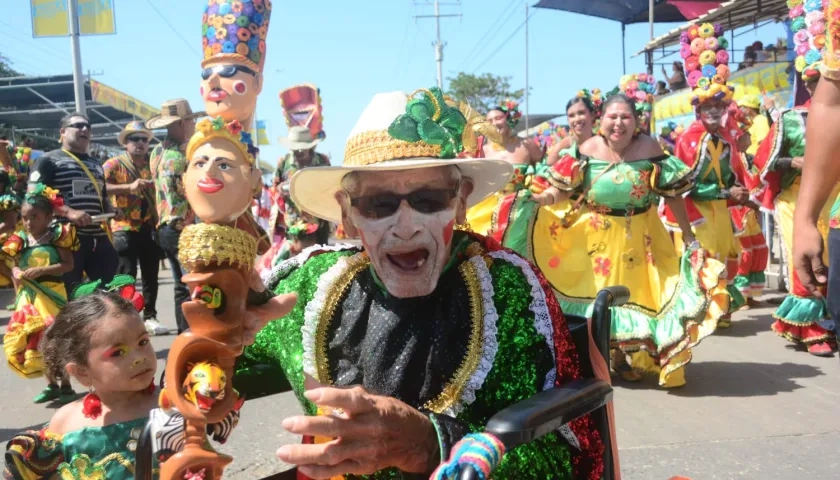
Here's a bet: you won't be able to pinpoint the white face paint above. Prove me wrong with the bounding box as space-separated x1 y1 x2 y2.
346 168 461 298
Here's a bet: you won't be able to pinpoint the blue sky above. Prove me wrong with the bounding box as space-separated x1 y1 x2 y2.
2 0 785 165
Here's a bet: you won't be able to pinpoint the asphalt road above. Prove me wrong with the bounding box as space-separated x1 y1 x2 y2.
0 267 837 479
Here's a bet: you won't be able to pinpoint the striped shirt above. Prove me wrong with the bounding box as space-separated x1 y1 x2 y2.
28 149 109 237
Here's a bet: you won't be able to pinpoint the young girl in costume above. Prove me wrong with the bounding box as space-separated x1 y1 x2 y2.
4 289 158 480
0 171 21 289
1 184 78 403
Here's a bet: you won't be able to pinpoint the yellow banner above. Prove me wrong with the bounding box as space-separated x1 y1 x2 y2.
90 80 159 120
31 0 116 38
256 120 270 146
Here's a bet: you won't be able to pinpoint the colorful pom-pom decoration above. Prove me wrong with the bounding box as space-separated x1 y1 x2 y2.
682 19 733 106
431 433 506 480
698 23 715 38
790 0 825 81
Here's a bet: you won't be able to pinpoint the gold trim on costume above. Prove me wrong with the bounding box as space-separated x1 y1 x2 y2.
178 223 258 271
343 130 442 166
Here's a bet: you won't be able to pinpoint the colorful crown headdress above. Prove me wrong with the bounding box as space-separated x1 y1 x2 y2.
201 0 273 71
25 183 63 210
681 22 734 105
576 88 604 117
789 0 826 81
619 74 656 114
186 117 259 165
531 121 568 149
492 99 522 129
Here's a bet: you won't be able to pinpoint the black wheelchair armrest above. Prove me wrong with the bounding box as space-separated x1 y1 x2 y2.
484 378 613 450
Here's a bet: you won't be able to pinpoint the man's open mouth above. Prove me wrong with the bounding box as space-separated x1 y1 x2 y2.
387 249 430 271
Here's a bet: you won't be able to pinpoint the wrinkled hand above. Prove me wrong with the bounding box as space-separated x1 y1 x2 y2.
729 186 750 205
791 156 805 170
277 377 439 479
242 268 297 345
67 208 92 227
793 221 827 297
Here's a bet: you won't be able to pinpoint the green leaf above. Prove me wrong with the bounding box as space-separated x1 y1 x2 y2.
417 118 449 145
406 98 433 123
438 108 466 134
387 115 421 142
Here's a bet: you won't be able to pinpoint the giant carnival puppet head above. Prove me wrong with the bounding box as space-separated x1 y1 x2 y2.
279 84 325 141
790 0 826 95
200 0 272 131
184 117 262 225
291 87 513 298
486 99 522 137
682 22 734 132
617 73 656 135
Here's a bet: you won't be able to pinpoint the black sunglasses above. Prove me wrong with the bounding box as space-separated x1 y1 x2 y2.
67 122 91 130
126 136 149 144
349 187 459 219
201 64 258 80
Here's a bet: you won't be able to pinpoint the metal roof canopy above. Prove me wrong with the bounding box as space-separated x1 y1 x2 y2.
533 0 723 24
635 0 789 55
0 74 162 147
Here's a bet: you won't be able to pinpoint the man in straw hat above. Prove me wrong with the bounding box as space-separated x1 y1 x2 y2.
237 87 605 479
104 120 167 335
146 99 204 335
274 125 331 245
27 112 118 292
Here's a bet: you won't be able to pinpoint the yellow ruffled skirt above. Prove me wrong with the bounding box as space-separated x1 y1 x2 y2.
4 281 65 379
530 206 728 387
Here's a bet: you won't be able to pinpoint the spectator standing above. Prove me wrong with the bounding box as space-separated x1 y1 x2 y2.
103 121 167 335
661 61 687 90
146 99 203 334
27 112 117 291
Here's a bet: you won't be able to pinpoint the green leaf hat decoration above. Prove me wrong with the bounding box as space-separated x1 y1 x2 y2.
387 87 468 159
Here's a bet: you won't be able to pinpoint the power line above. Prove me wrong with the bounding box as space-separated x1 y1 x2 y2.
414 0 461 89
143 0 201 58
459 0 519 69
471 9 535 74
0 20 71 64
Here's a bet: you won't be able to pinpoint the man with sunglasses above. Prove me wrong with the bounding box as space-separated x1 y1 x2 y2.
27 112 118 291
237 88 605 480
103 121 167 335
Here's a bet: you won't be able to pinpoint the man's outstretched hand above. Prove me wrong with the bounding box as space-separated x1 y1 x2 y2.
793 222 828 297
277 376 439 479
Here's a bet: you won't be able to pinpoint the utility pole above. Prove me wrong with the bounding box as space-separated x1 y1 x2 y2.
414 1 461 89
68 0 86 114
524 2 530 133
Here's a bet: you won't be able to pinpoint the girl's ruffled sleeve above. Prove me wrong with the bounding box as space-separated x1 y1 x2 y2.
51 224 79 252
533 153 585 193
1 233 24 260
4 428 65 480
650 155 695 197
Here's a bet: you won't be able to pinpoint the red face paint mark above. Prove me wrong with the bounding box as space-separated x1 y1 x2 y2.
200 86 204 97
234 81 247 95
443 219 455 246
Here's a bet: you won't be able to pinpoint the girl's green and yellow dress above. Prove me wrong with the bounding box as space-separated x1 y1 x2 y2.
526 153 728 387
2 223 78 378
0 192 21 288
4 418 153 480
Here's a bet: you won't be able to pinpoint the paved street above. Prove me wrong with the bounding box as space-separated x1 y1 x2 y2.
0 266 838 479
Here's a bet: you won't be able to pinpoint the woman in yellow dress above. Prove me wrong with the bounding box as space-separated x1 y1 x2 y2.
0 171 21 288
530 94 728 388
0 184 78 403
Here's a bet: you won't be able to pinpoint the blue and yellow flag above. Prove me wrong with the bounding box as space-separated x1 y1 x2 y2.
256 120 270 146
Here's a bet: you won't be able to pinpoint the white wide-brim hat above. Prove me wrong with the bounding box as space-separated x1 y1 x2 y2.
291 90 513 224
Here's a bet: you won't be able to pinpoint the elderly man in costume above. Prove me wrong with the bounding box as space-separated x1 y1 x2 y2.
238 87 605 479
751 0 838 357
662 22 755 328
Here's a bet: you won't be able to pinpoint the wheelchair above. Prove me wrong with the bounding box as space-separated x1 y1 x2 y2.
135 286 629 480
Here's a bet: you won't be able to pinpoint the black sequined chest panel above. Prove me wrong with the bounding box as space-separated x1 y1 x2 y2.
326 267 472 409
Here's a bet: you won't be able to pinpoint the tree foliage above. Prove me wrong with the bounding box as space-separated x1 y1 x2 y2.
446 72 525 114
0 53 21 78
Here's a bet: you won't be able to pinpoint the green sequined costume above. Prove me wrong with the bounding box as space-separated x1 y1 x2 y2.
237 231 604 479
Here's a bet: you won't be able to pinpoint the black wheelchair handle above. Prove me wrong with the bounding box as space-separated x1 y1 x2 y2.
597 285 631 308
